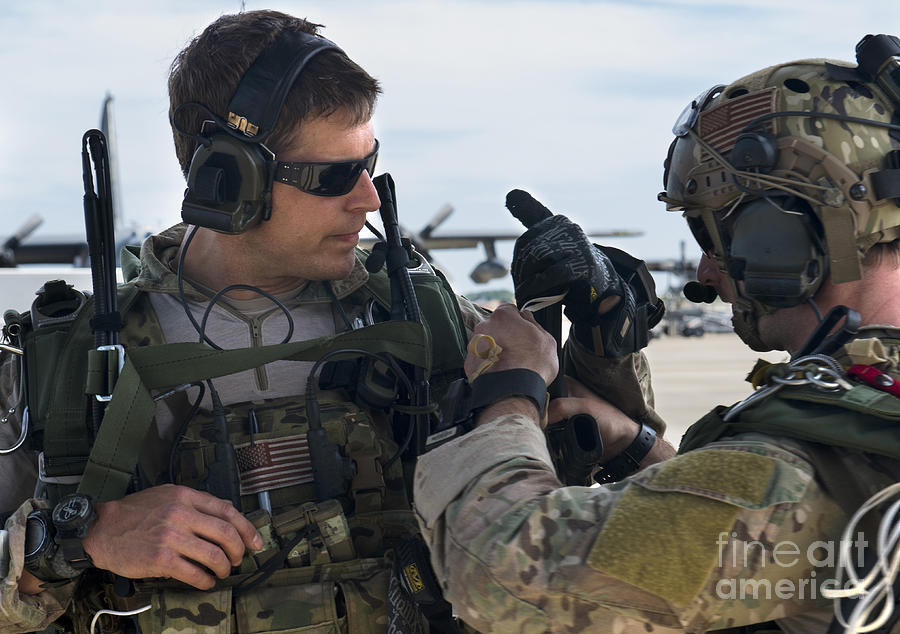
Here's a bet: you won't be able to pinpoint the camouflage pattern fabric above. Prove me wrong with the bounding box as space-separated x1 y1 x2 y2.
0 500 76 631
414 410 854 632
0 221 654 632
0 223 485 633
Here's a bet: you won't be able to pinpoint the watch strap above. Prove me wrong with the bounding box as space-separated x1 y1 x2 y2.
594 422 656 484
425 369 547 452
469 369 547 417
57 539 94 570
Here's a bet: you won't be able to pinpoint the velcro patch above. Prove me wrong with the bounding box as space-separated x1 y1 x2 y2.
587 450 778 608
644 449 776 507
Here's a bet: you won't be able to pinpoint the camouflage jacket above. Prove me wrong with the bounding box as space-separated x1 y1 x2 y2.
0 224 661 632
414 332 900 633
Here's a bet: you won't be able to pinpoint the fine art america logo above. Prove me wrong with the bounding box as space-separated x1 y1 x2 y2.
714 531 868 600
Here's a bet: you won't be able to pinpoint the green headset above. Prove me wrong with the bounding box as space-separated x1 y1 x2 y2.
177 30 342 234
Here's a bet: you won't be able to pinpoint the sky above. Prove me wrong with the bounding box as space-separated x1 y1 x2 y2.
2 0 900 295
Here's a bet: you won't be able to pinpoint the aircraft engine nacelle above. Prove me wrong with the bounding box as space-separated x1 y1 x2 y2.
470 258 508 284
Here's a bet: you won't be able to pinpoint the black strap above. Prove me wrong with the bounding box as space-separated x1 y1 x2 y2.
794 305 860 358
227 31 342 140
594 422 656 484
470 369 547 417
871 167 900 201
88 311 123 332
424 370 547 452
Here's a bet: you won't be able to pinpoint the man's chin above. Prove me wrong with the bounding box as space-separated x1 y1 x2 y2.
308 253 359 283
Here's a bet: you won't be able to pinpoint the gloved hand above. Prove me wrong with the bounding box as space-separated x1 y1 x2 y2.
509 192 661 357
512 213 625 322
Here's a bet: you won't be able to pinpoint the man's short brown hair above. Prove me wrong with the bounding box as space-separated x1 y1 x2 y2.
168 10 381 177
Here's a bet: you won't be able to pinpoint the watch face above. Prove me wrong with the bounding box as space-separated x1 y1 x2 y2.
52 494 91 528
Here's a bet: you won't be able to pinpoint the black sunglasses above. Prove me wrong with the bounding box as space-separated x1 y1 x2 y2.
274 139 379 196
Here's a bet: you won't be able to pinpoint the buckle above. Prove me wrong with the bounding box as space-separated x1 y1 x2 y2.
351 449 386 506
38 451 83 485
93 344 125 402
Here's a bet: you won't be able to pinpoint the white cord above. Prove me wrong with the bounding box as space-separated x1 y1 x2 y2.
90 604 152 634
521 292 568 313
822 482 900 632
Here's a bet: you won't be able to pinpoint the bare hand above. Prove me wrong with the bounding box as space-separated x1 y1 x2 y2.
82 484 262 589
549 377 675 466
465 304 558 385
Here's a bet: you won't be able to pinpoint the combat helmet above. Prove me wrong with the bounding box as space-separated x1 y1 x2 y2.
660 34 900 351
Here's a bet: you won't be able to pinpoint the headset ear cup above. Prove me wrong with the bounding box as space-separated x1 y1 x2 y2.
730 131 779 172
727 196 827 307
181 131 273 234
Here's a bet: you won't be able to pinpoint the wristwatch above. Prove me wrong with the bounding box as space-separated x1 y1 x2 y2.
23 508 79 582
424 369 548 451
593 422 657 484
51 493 97 570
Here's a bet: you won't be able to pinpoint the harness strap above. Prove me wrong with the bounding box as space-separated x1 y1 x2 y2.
32 284 143 501
78 320 431 501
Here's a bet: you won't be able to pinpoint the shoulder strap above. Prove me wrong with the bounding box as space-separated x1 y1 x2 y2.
78 320 431 501
30 283 144 501
679 383 900 460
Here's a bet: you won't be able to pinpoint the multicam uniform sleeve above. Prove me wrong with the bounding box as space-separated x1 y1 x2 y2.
564 336 666 435
455 295 491 337
414 417 845 633
1 501 78 632
0 354 75 632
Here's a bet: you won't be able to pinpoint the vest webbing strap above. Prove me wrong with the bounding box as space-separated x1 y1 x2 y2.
35 283 143 477
77 320 431 502
679 383 900 460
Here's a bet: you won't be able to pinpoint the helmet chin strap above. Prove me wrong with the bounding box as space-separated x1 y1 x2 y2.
731 297 776 352
733 286 861 358
725 274 780 352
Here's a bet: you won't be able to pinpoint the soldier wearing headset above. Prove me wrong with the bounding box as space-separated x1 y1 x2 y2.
0 9 663 633
415 35 900 633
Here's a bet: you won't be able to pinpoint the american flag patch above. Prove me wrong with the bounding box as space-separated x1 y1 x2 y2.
698 87 777 162
234 434 313 495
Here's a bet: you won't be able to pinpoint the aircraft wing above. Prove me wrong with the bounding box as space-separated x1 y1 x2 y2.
360 229 643 251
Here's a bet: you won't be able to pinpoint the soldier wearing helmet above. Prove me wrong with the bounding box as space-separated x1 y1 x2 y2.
413 35 900 633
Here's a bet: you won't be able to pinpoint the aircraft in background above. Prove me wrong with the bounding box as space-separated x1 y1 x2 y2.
644 241 734 337
361 203 643 284
2 95 642 291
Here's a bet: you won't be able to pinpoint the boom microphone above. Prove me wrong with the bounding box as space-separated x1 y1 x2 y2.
683 281 718 304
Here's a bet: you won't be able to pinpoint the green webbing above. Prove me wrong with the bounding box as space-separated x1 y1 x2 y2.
77 320 431 501
679 384 900 460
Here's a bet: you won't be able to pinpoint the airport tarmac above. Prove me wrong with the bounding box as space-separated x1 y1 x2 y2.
643 332 788 448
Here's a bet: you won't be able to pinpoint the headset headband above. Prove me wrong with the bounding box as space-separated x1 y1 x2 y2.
225 30 344 140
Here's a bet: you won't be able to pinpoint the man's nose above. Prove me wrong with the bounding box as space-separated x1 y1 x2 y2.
696 252 720 286
348 170 381 212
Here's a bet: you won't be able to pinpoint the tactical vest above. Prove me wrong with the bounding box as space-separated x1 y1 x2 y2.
4 253 470 633
678 352 900 634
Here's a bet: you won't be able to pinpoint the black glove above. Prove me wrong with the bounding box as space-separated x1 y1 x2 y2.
510 196 662 357
512 214 624 322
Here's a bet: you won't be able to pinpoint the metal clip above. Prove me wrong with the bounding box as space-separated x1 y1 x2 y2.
0 529 9 579
95 344 125 402
37 451 82 485
226 112 259 136
0 406 28 454
725 353 851 421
